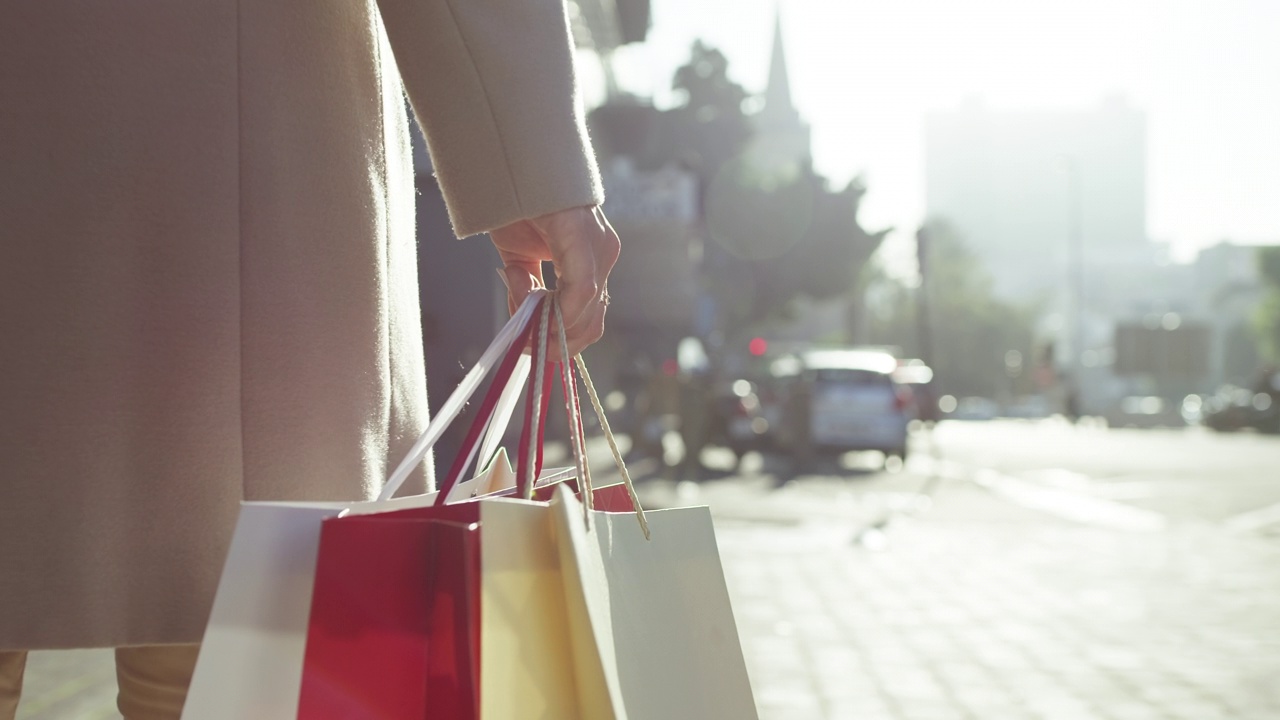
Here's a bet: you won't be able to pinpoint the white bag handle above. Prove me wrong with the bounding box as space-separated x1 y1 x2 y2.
473 355 531 476
378 290 547 502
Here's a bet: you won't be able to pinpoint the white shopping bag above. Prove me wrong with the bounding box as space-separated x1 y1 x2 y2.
551 485 759 720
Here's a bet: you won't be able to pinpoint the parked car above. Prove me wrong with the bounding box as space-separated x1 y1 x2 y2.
711 378 779 463
1004 395 1052 419
943 396 1000 421
769 349 911 463
1103 395 1186 429
1201 385 1280 434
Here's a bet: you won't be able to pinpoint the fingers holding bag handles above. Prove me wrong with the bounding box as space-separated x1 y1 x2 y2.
379 290 648 535
490 205 620 360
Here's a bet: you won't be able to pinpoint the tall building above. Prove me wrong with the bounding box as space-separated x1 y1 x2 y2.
925 97 1148 305
1190 241 1272 384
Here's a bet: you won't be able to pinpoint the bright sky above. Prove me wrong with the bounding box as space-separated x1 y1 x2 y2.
607 0 1280 265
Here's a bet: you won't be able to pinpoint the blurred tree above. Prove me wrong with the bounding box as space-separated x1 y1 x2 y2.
587 43 751 176
588 42 888 341
1259 245 1280 285
662 42 754 180
863 220 1038 399
672 42 747 119
1253 246 1280 364
701 168 889 339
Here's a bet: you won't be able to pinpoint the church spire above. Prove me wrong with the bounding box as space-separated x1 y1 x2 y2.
764 6 793 116
751 3 811 172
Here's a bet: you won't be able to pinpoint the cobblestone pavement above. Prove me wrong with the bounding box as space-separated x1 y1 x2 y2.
15 446 1280 719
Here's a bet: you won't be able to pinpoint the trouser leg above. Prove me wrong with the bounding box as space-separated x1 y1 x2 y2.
114 645 200 720
0 651 28 720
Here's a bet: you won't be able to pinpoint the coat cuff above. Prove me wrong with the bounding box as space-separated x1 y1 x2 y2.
377 0 604 238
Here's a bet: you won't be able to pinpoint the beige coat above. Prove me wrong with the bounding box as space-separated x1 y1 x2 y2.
0 0 602 650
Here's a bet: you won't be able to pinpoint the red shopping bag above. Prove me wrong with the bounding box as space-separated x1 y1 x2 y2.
298 507 482 719
298 295 544 719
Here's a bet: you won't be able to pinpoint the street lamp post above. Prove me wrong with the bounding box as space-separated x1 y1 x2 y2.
1062 156 1085 419
916 226 933 369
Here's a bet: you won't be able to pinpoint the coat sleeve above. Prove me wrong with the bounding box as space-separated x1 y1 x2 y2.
375 0 604 238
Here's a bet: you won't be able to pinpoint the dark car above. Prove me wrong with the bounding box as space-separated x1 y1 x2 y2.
1202 385 1280 434
711 378 776 464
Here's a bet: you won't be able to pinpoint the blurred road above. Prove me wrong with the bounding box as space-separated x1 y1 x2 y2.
14 420 1280 719
626 420 1280 720
928 420 1280 530
634 419 1280 535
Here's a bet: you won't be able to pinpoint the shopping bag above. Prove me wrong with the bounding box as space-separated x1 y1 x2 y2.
297 290 749 719
298 495 619 720
296 297 595 718
181 292 571 720
298 298 653 719
551 485 758 720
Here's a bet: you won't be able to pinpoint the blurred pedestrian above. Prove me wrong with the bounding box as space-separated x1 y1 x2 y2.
1066 391 1082 423
673 338 714 481
676 369 717 481
623 356 664 461
783 374 816 476
0 2 616 718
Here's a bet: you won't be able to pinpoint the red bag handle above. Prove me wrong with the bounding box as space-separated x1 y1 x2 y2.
432 297 543 505
514 360 554 495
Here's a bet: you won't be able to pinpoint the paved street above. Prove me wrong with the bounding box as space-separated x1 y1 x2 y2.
636 420 1280 720
928 420 1280 528
14 421 1280 719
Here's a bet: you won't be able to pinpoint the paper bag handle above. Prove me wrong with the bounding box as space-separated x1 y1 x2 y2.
433 297 561 506
379 291 547 502
432 297 546 505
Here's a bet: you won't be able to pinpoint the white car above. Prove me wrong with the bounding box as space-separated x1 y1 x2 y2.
771 349 911 461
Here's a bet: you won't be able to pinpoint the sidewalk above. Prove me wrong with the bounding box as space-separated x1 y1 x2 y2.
717 491 1280 719
15 448 1280 719
591 438 1280 720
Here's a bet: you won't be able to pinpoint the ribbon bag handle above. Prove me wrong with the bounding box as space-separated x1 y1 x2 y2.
515 297 554 498
551 300 651 539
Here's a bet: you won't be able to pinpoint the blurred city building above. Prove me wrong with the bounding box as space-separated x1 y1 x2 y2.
1187 241 1274 384
925 96 1149 305
595 157 701 378
921 98 1276 412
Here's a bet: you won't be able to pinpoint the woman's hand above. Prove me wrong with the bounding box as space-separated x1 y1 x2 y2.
489 205 620 358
